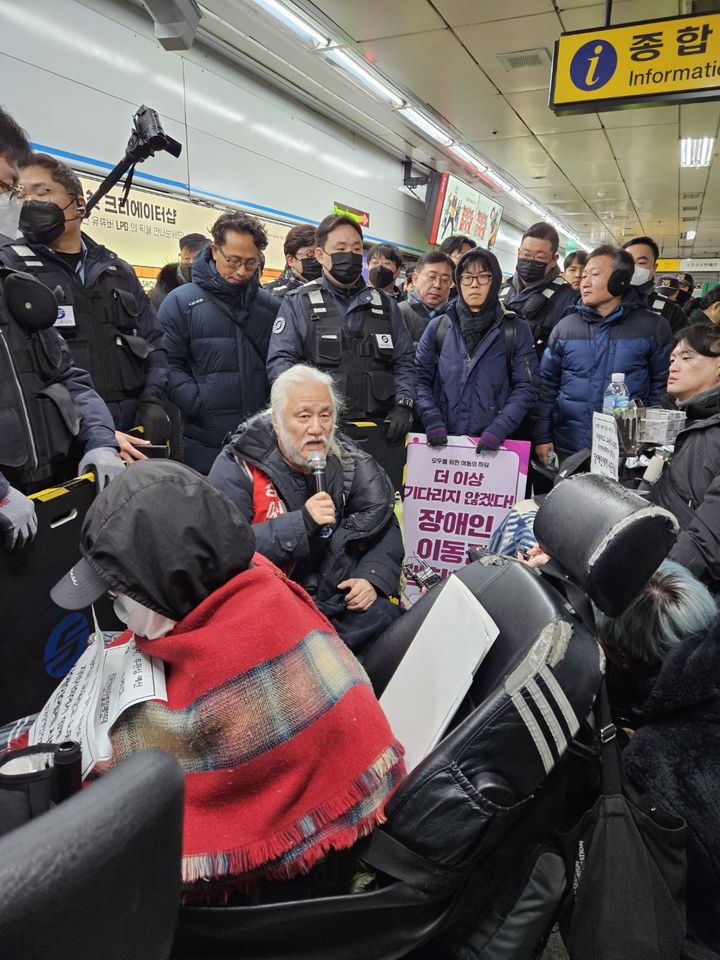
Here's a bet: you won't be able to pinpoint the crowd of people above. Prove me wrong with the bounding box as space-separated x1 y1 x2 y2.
1 99 719 954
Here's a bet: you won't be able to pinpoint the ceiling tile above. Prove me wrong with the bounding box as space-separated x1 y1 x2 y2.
559 0 679 31
606 123 679 160
432 0 553 26
599 105 679 129
448 94 531 140
680 103 720 140
538 129 615 168
506 89 601 134
470 135 552 170
311 0 445 41
359 30 495 112
455 12 562 94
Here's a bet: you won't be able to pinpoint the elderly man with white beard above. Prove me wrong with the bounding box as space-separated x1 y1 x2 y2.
208 364 403 653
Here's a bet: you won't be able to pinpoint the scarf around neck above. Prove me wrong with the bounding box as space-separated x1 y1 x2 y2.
455 296 498 356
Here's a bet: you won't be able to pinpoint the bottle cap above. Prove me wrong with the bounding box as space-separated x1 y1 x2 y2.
611 373 625 383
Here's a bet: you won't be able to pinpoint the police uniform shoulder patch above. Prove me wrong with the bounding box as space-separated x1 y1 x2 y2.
273 317 286 334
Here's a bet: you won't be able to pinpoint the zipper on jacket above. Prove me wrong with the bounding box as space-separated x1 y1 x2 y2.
0 330 38 472
523 358 533 383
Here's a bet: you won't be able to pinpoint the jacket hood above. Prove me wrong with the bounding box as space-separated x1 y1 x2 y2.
156 261 183 290
79 460 255 620
641 616 720 722
575 283 648 322
677 384 720 421
455 247 502 312
191 242 259 303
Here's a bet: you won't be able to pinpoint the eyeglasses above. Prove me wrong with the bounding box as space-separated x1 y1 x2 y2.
0 179 19 199
459 273 493 287
216 245 259 272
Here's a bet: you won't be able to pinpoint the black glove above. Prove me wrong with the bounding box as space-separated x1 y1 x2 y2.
385 404 414 443
137 399 171 445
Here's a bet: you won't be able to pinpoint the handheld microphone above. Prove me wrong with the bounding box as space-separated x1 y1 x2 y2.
307 451 333 539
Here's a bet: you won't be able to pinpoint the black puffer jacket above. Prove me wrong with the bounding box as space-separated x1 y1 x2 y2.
623 616 720 954
651 387 720 591
207 414 403 606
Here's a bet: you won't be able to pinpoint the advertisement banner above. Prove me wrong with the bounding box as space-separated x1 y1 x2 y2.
551 13 720 114
402 434 531 605
429 173 503 249
77 175 289 287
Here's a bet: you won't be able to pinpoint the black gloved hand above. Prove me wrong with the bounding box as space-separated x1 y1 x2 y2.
137 399 171 446
385 404 414 443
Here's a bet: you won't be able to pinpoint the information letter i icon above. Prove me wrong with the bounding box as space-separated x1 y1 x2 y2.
585 44 604 86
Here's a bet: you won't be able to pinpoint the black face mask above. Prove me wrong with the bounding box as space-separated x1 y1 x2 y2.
516 258 548 285
676 289 691 305
299 256 322 281
19 198 82 246
369 264 395 290
326 251 363 286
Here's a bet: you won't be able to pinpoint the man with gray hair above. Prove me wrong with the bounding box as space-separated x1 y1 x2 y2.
208 363 403 651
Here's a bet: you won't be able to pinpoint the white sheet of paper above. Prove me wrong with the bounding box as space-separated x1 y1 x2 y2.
591 412 620 481
29 635 167 779
379 575 499 772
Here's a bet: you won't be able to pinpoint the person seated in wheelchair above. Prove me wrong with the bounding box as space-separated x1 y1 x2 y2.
44 460 406 901
207 364 403 654
594 560 720 957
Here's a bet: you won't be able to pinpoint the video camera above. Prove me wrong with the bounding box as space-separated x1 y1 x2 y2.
125 105 182 165
85 104 182 215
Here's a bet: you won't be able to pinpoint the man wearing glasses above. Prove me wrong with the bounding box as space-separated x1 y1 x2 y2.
159 211 280 473
398 251 455 347
0 152 169 462
415 247 537 453
500 222 578 359
0 107 123 549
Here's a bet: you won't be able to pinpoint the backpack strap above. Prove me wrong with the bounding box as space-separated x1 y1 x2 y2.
435 308 517 382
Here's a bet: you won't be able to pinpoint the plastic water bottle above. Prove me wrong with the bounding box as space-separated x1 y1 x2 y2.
602 372 630 416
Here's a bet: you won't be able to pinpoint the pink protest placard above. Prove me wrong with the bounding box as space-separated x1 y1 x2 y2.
402 434 531 605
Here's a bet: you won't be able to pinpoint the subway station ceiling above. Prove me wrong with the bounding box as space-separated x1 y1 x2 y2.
188 1 719 257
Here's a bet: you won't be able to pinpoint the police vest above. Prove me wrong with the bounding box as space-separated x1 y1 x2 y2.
0 295 81 488
500 274 570 352
300 283 395 419
2 243 153 405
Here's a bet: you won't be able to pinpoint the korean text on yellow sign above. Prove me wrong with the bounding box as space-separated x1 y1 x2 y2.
550 13 720 114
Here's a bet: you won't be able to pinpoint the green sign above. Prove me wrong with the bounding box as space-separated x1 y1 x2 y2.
333 202 370 228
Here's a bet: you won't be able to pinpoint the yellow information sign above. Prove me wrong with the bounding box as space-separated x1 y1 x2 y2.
550 13 720 114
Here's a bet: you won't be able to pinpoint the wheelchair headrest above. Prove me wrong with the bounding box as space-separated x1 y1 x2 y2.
534 473 679 617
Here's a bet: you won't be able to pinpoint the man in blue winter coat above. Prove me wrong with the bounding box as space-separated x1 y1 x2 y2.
415 247 538 452
534 245 672 464
159 211 280 474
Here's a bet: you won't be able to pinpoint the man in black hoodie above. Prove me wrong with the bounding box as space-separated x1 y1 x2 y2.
148 232 207 311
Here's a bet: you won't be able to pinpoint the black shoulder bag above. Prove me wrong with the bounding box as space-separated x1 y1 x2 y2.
559 679 687 960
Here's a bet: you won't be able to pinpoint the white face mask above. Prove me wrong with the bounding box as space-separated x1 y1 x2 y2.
631 266 651 286
0 191 21 240
113 595 177 639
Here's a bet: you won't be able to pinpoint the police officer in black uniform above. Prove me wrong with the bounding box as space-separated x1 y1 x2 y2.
622 236 688 335
500 222 578 358
266 214 416 443
264 223 321 300
0 108 123 549
0 153 169 462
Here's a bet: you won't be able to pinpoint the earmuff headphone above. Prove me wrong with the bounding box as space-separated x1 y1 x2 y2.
607 253 635 297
